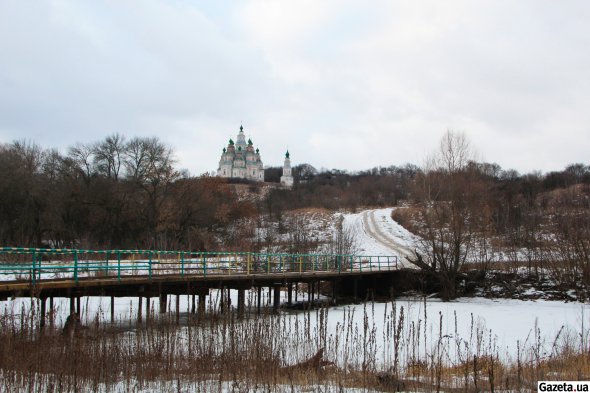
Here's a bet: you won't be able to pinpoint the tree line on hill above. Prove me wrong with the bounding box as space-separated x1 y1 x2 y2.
0 133 588 275
0 136 255 250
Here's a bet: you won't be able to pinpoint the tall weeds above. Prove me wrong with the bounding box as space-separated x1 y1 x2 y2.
0 295 588 392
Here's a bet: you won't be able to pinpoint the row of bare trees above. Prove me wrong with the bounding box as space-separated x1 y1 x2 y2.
404 131 590 298
1 132 587 287
0 137 254 250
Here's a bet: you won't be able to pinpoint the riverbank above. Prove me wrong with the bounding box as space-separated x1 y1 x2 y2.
1 294 588 392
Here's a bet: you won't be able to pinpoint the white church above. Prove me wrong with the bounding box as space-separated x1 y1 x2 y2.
217 125 293 187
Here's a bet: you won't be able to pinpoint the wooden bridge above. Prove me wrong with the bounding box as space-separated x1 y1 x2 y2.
0 247 404 326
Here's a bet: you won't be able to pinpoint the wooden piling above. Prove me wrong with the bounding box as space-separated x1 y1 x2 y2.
237 288 245 319
145 297 150 322
257 286 262 315
198 293 207 316
49 297 54 327
175 295 180 324
220 287 225 313
159 293 167 313
110 296 115 323
273 285 281 313
40 297 46 329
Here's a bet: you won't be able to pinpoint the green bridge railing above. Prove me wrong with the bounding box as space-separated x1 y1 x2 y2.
0 247 398 285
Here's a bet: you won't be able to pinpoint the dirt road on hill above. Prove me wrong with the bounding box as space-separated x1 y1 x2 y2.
360 209 415 261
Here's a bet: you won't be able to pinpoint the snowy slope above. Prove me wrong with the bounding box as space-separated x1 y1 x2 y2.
343 208 421 266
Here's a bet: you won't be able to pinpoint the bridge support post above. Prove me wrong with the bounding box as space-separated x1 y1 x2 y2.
145 297 151 322
111 296 115 323
332 279 339 305
49 297 54 328
295 283 298 302
257 287 262 315
219 287 226 314
76 297 81 316
175 295 180 324
138 296 143 324
309 281 315 309
40 297 46 329
197 288 208 318
273 285 281 314
159 293 167 313
237 289 245 319
191 294 196 314
287 283 293 305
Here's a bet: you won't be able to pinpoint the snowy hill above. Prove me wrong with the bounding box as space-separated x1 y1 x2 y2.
342 208 421 266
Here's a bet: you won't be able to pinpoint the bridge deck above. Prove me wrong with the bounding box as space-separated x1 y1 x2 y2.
0 269 398 298
0 248 399 299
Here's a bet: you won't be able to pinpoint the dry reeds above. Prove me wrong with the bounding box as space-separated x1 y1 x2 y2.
0 296 588 392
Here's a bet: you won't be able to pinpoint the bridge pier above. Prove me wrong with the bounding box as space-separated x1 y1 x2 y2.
257 286 262 315
175 295 180 324
49 296 54 327
111 296 115 323
273 285 281 313
191 294 196 314
219 287 226 313
198 290 207 316
145 296 151 322
237 288 245 319
138 296 143 324
159 293 167 313
287 283 293 305
40 297 46 329
69 296 75 315
76 296 81 316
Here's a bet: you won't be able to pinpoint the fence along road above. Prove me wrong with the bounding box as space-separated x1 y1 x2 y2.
0 247 402 326
0 247 398 297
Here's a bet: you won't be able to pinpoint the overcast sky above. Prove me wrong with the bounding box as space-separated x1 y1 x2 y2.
1 1 589 175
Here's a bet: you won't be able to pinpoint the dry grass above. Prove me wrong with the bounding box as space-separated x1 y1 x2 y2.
0 298 588 392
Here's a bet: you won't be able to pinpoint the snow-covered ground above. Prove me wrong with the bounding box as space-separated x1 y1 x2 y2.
343 208 420 265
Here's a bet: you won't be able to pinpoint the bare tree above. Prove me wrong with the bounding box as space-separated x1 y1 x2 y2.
93 134 125 181
124 137 150 182
409 130 484 300
68 142 96 185
329 214 357 256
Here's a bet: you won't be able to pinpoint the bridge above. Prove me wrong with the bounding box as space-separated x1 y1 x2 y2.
0 247 403 326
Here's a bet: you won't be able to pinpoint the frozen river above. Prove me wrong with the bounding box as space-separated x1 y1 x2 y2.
3 293 587 364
